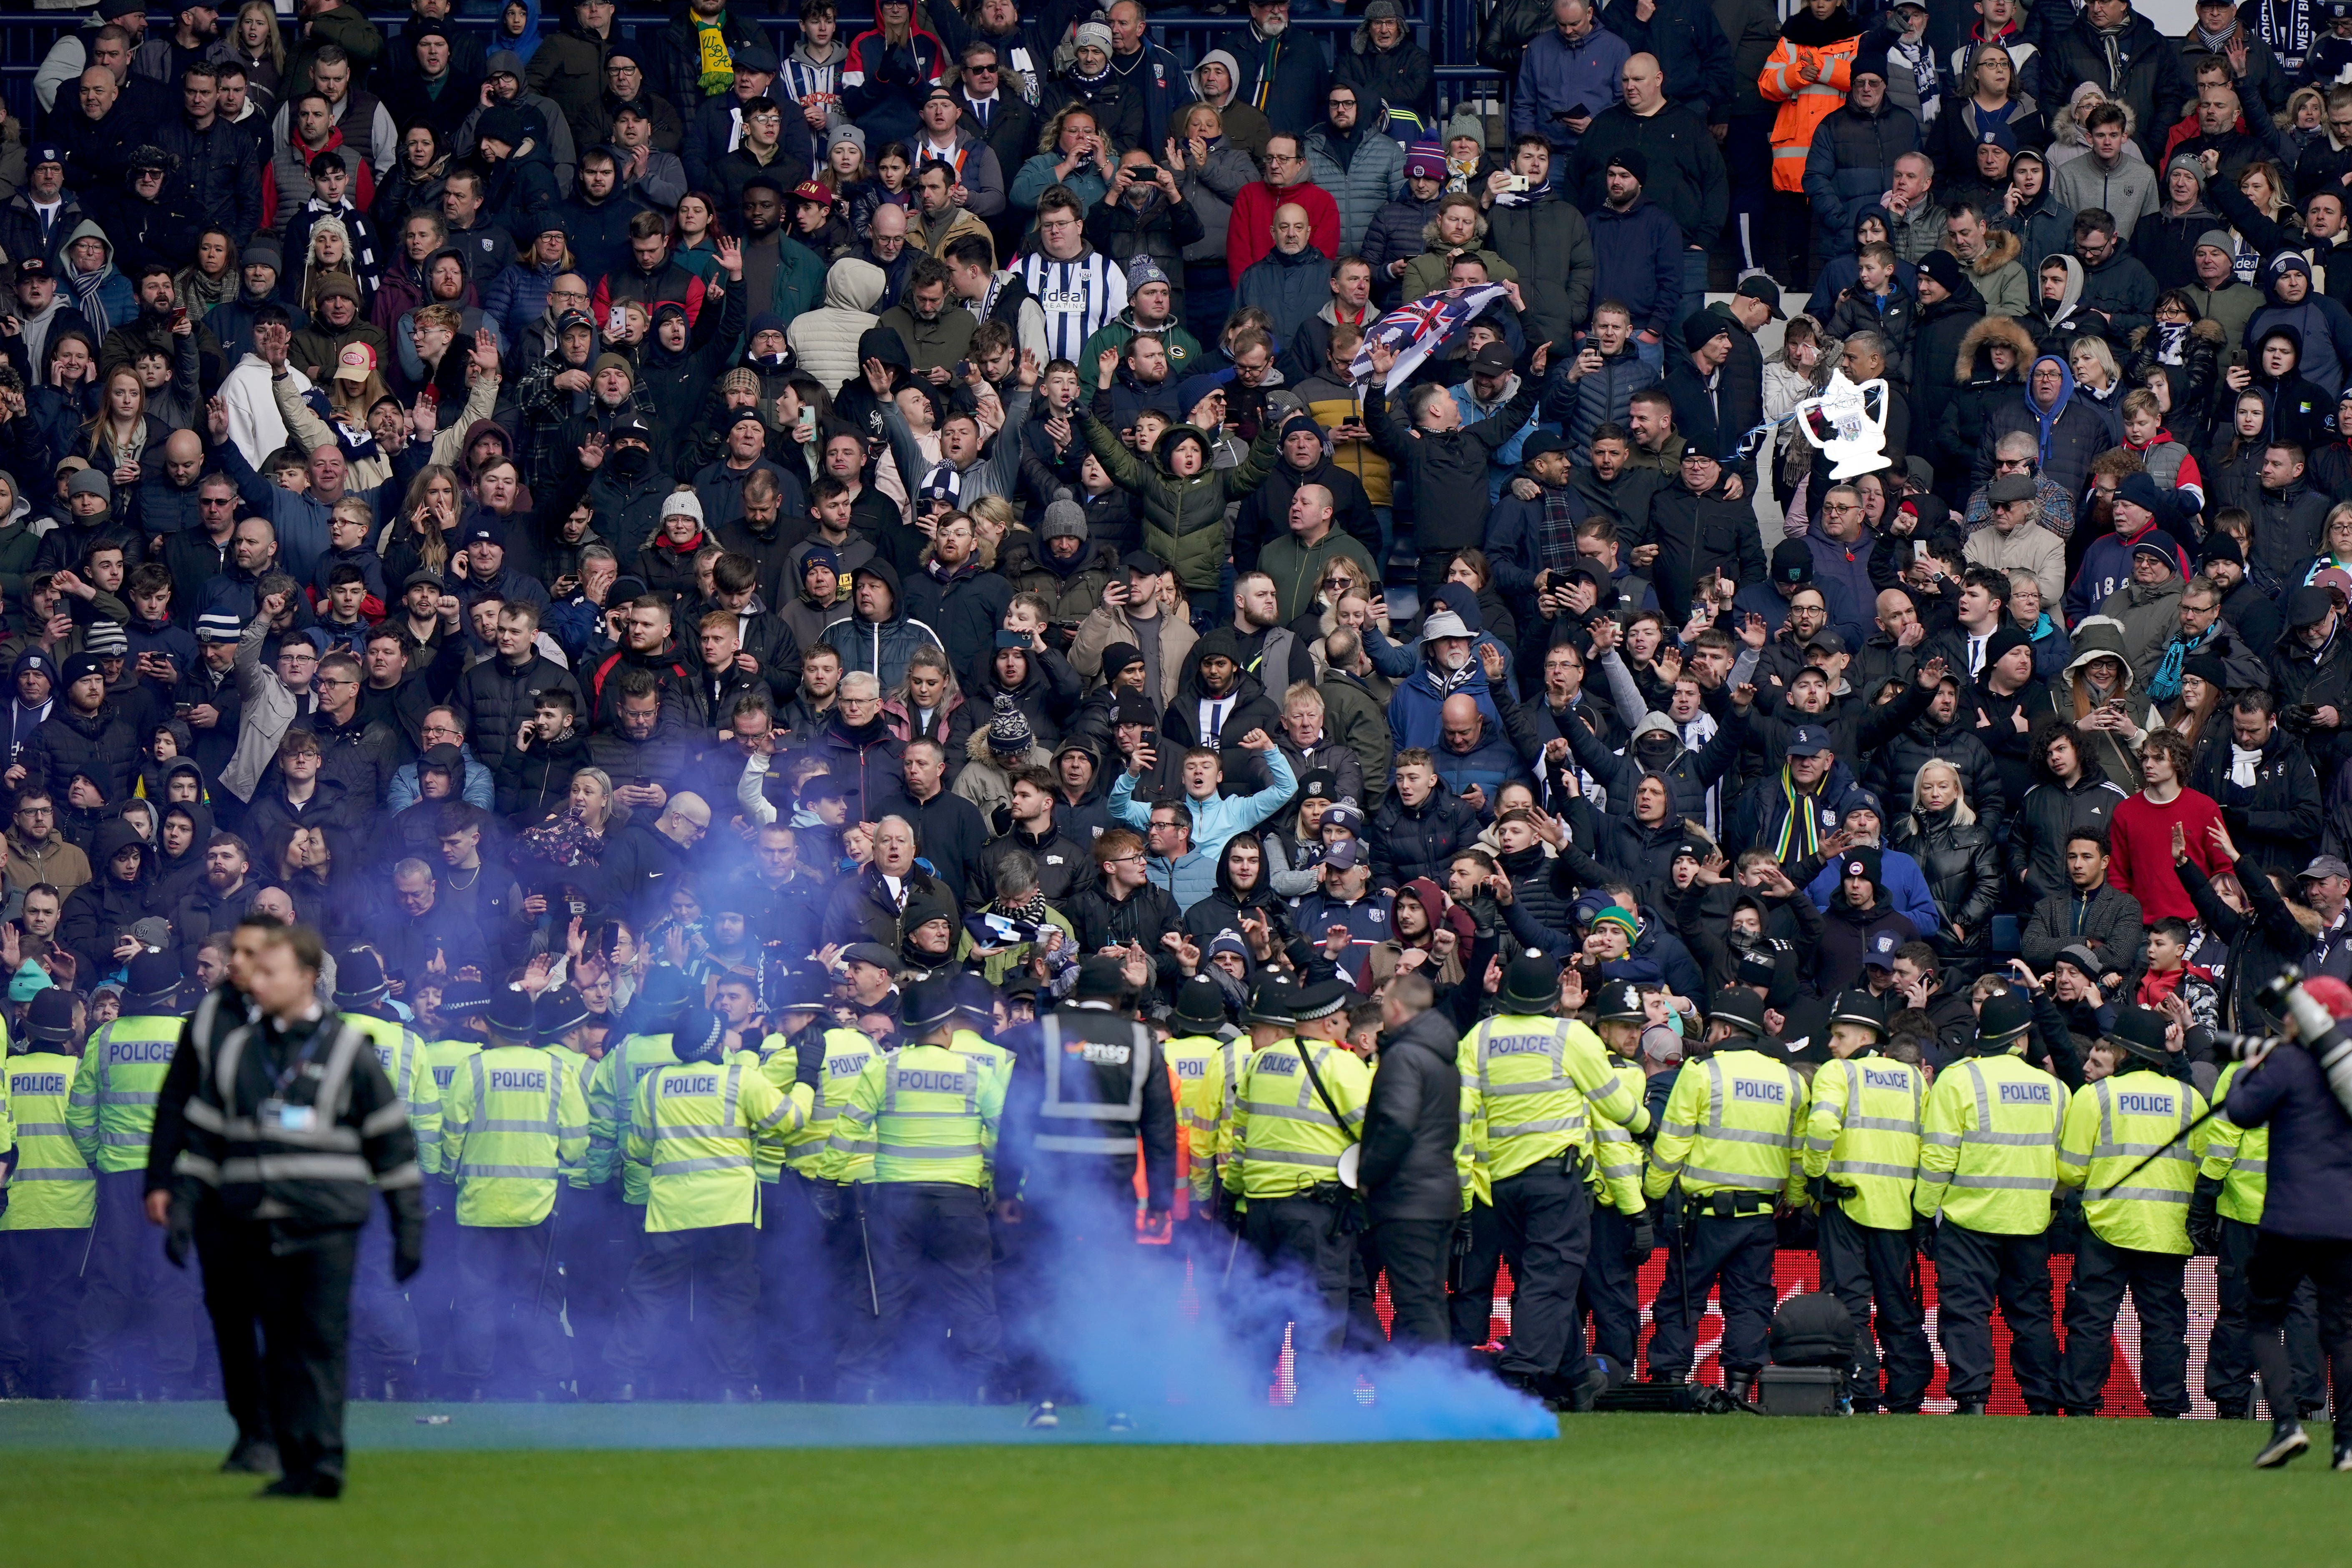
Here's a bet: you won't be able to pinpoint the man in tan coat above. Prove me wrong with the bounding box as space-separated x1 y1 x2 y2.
1070 550 1198 710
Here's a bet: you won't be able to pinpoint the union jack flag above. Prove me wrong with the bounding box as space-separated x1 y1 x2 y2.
1349 282 1512 392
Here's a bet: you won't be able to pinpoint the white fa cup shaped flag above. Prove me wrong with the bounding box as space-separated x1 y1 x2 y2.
1794 369 1892 481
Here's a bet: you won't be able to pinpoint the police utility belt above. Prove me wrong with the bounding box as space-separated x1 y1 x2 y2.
1686 1190 1775 1219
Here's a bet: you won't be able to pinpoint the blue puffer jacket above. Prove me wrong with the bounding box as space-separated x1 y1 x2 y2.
1802 97 1922 254
1387 657 1505 753
1540 343 1660 453
1302 125 1406 257
1585 196 1684 337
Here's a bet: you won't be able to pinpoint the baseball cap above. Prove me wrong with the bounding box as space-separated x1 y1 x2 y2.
2302 855 2352 881
1786 724 1832 756
1733 274 1786 319
1804 629 1848 658
1863 930 1900 970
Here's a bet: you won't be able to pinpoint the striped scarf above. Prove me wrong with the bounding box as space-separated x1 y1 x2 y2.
1769 765 1826 864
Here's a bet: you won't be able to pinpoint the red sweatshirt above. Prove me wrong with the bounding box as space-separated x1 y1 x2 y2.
2108 786 2232 922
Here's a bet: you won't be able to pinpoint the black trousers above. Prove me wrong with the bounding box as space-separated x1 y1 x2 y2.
607 1223 761 1387
1935 1220 2060 1407
2061 1230 2189 1415
71 1171 201 1392
1370 1218 1452 1349
347 1204 420 1396
559 1190 638 1398
2209 1216 2325 1413
1647 1210 1777 1378
755 1171 837 1400
1241 1194 1357 1391
447 1218 572 1390
1578 1204 1643 1373
0 1227 89 1398
1490 1160 1594 1386
1818 1206 1932 1412
1448 1200 1503 1348
835 1182 1004 1394
218 1219 358 1486
2247 1232 2352 1423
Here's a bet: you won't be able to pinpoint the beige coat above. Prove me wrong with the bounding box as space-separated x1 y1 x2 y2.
1069 597 1199 711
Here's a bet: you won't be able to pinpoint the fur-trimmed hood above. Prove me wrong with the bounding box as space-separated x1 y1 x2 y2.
2050 88 2138 149
1953 313 2037 381
1947 226 2021 278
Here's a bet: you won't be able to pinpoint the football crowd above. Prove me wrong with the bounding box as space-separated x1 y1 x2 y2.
0 0 2347 1448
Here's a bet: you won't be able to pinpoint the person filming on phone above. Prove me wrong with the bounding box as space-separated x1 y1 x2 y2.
1511 0 1628 158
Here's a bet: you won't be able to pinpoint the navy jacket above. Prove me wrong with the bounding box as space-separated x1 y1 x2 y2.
1585 196 1683 338
2226 1036 2352 1240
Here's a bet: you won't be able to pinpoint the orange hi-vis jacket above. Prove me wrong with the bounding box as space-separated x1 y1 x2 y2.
1760 33 1859 193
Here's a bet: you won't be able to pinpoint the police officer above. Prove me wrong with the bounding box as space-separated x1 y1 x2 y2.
607 1000 807 1401
2195 1054 2324 1420
754 969 873 1400
2056 1005 2209 1418
410 977 488 1396
579 967 696 1396
998 955 1177 1425
1912 990 2064 1414
1226 977 1372 1395
439 983 590 1400
0 989 95 1400
1643 988 1807 1400
1579 980 1658 1379
331 947 442 1400
1457 958 1652 1405
66 951 201 1398
169 922 423 1498
1802 989 1931 1414
1164 976 1246 1225
832 977 1008 1402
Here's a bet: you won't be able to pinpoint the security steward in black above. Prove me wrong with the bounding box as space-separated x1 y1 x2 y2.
145 912 268 1476
170 922 424 1499
1357 971 1464 1349
996 955 1176 1422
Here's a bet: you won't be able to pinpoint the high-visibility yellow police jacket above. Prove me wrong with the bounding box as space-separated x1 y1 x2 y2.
440 1045 591 1227
65 1013 180 1173
1457 1013 1651 1201
831 1039 1004 1188
625 1057 809 1231
1913 1050 2064 1234
1225 1035 1372 1201
2198 1060 2269 1225
3 1050 95 1230
1643 1049 1807 1206
343 1011 443 1176
1802 1050 1925 1230
2057 1068 2210 1255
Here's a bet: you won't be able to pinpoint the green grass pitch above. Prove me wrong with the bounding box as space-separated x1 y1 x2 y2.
2 1405 2347 1567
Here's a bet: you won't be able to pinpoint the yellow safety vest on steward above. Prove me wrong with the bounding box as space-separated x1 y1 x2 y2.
1644 1049 1805 1205
1913 1051 2064 1233
626 1057 809 1232
2057 1068 2210 1255
1802 1050 1924 1229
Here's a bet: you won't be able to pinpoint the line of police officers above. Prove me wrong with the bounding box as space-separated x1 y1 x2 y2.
0 918 2314 1485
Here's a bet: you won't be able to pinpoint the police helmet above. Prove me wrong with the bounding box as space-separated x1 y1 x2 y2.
1499 954 1561 1013
900 976 961 1033
775 967 833 1012
1593 980 1648 1025
26 988 75 1043
485 984 536 1042
123 949 183 1013
1073 955 1130 1003
1244 983 1297 1027
534 985 590 1045
1708 986 1767 1039
1292 978 1352 1024
331 946 390 1007
1973 990 2033 1054
2105 1005 2172 1067
672 1001 730 1063
1171 975 1228 1034
1828 989 1887 1035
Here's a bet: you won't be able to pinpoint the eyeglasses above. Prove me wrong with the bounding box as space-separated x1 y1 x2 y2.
966 62 998 73
316 675 357 688
1108 853 1146 865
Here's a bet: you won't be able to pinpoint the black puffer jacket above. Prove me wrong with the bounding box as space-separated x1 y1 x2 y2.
23 699 142 848
2009 765 2128 903
1870 711 2010 834
493 724 593 825
452 650 585 779
1359 1006 1464 1224
57 816 151 980
1369 781 1483 892
1888 804 2002 977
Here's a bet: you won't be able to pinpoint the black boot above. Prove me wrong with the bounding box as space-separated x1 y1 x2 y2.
2254 1417 2310 1468
1725 1369 1756 1404
221 1439 280 1475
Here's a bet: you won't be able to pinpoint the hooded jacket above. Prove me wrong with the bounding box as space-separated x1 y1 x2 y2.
1760 3 1861 195
1804 93 1922 252
1359 1005 1464 1223
1973 350 2115 507
787 257 885 402
55 816 149 980
820 562 946 695
1080 414 1281 592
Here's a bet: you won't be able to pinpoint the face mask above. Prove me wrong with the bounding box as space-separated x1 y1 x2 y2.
611 444 649 479
753 350 789 369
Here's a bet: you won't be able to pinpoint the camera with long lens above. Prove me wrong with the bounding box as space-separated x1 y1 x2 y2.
2251 966 2352 1120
